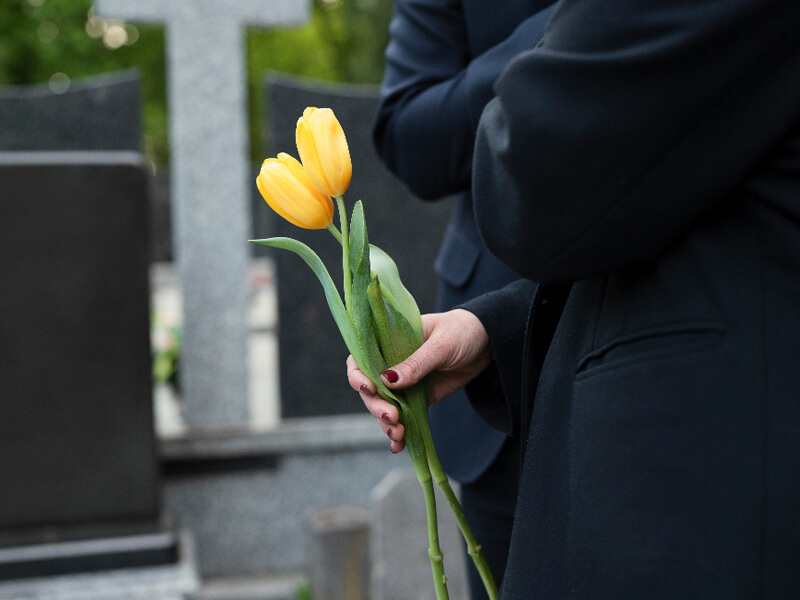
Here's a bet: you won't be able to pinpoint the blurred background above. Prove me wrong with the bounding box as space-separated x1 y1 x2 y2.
0 0 393 166
0 1 463 599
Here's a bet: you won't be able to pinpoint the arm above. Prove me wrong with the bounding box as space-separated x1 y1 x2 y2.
374 0 557 200
474 0 800 283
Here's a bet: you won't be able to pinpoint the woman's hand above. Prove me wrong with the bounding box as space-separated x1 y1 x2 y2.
346 308 492 453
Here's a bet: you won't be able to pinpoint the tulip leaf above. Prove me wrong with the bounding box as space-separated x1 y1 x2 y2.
344 204 412 409
249 237 359 358
250 232 408 410
348 205 386 376
348 200 367 274
369 276 431 412
369 244 423 343
367 276 420 366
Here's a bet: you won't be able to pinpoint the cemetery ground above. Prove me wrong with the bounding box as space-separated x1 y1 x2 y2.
0 64 460 599
149 259 469 600
0 251 467 599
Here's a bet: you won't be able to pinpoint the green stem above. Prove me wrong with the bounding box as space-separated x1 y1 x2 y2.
401 406 449 600
326 223 342 243
413 404 499 600
336 195 352 316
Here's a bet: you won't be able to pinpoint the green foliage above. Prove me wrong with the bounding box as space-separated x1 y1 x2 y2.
151 312 182 387
0 0 168 162
0 0 393 166
247 0 393 162
292 578 313 600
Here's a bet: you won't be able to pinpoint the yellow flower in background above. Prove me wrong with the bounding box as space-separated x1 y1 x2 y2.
296 107 352 197
256 153 334 230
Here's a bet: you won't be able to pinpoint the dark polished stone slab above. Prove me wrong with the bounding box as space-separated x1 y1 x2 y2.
0 70 141 152
0 153 166 571
0 529 179 581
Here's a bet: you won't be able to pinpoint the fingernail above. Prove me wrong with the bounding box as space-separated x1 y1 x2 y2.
381 369 399 384
386 428 393 440
359 384 372 395
390 444 399 454
380 412 392 425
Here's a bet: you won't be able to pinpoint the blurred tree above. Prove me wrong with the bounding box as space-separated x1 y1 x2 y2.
0 0 393 165
247 0 393 162
0 0 167 162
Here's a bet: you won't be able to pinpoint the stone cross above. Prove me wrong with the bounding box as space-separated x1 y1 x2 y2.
95 0 310 427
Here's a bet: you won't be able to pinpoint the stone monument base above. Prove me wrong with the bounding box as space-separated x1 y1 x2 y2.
0 532 198 600
0 520 180 581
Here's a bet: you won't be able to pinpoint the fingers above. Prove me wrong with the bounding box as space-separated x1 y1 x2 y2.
346 354 373 395
347 354 405 453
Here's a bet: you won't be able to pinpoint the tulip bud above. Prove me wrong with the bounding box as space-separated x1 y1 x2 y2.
296 107 352 197
256 152 334 230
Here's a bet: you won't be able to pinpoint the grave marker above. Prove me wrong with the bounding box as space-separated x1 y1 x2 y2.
94 0 311 426
0 69 140 152
0 152 176 578
370 469 467 600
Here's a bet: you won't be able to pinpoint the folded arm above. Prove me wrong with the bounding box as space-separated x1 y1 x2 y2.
474 0 800 282
374 0 557 199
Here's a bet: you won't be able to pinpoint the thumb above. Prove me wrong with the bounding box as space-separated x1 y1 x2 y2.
380 335 445 389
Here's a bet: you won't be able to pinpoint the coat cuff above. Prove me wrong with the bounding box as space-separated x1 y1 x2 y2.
458 279 536 436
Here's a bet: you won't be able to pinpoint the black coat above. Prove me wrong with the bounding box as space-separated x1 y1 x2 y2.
465 0 800 597
373 0 556 483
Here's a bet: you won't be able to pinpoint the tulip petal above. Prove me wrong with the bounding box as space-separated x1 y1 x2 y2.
280 153 335 224
296 107 352 197
296 112 331 197
256 169 308 229
257 155 334 230
308 108 352 196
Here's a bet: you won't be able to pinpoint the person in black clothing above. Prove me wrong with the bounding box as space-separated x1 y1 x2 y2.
371 1 556 596
351 0 800 597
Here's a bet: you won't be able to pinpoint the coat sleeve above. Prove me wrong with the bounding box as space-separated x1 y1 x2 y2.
459 278 536 436
373 0 557 200
473 0 800 283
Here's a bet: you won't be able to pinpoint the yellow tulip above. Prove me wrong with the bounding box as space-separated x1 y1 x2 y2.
256 153 334 230
296 107 352 197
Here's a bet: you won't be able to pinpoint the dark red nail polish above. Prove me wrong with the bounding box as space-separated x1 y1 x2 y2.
381 369 399 383
386 428 393 440
359 384 372 395
380 412 392 425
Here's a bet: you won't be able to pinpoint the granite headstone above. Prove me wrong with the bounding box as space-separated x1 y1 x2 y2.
0 70 173 264
307 505 370 600
94 0 311 428
370 469 468 600
0 69 141 152
0 152 175 578
263 72 454 419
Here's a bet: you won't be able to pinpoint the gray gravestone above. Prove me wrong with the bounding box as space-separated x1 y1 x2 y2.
0 152 177 578
264 73 454 419
370 469 467 600
94 0 310 428
0 70 173 264
307 505 370 600
0 69 140 152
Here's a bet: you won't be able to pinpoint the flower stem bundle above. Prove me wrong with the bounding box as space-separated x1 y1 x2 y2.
251 106 498 600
